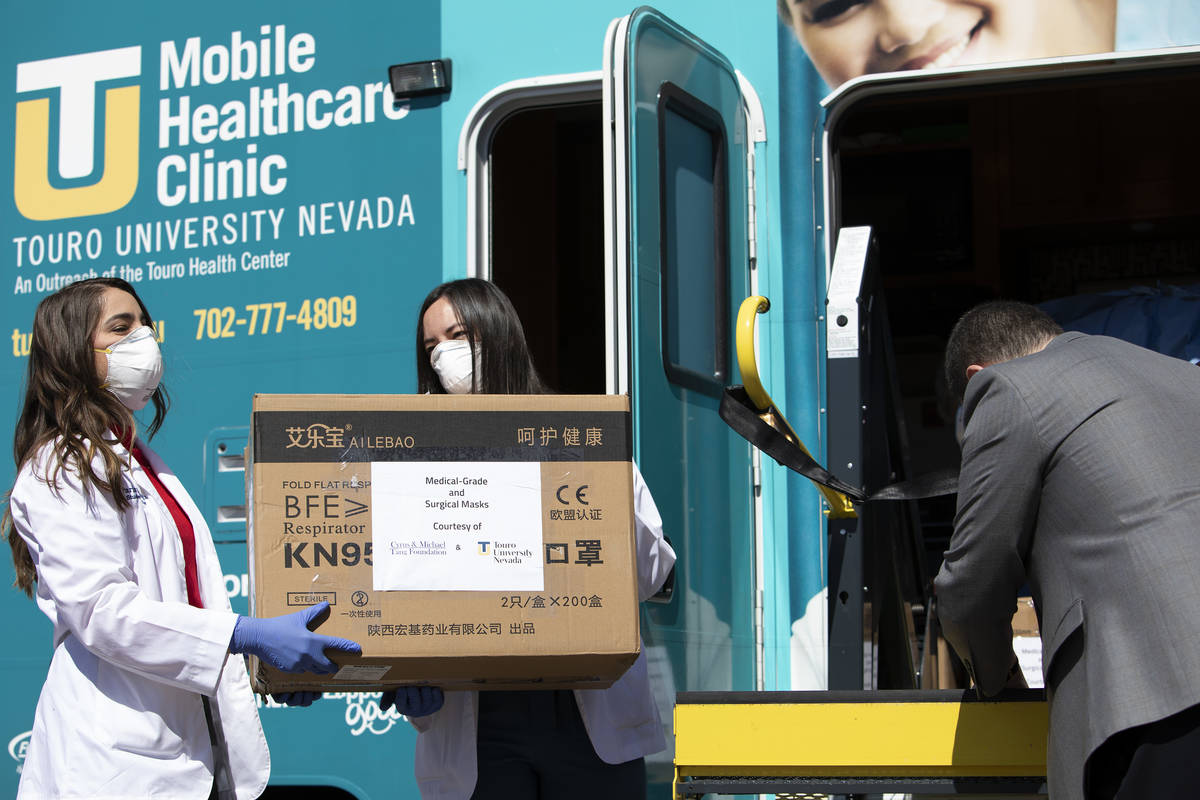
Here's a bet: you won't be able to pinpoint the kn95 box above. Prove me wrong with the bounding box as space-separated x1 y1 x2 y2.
246 393 640 693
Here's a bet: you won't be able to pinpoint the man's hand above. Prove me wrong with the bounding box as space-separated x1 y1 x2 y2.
1004 656 1029 689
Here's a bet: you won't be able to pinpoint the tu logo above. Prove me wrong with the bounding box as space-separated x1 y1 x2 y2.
14 46 141 221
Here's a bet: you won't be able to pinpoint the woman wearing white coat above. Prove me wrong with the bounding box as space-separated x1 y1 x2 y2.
395 279 677 800
5 278 361 800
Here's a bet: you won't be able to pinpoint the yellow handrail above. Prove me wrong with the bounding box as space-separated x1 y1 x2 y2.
736 296 773 411
735 296 856 519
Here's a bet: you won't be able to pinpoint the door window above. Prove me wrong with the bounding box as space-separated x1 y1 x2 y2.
658 83 729 393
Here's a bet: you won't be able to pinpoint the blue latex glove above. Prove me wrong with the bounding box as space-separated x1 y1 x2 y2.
379 686 444 717
272 691 322 707
230 601 361 674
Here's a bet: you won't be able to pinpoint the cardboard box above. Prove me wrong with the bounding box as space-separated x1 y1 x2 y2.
1012 595 1043 688
247 393 640 693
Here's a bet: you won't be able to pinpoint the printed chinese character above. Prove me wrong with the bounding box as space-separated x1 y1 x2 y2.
563 509 576 521
449 624 461 636
539 427 558 447
285 426 309 449
575 540 604 566
563 427 581 447
531 596 546 608
489 623 502 635
285 423 346 449
589 509 603 521
396 625 407 635
517 427 535 446
585 428 603 447
409 624 421 636
367 624 381 637
421 624 436 636
589 595 603 608
510 622 523 635
522 622 535 634
546 543 569 564
435 624 450 636
550 509 563 521
477 621 491 634
382 624 395 636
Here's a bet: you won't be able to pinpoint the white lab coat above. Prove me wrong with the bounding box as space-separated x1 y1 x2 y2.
410 465 676 799
10 438 270 800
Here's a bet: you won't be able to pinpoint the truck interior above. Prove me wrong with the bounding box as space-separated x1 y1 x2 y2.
487 100 606 395
827 53 1200 689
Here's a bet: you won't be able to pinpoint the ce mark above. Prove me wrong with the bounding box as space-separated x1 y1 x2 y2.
556 484 590 505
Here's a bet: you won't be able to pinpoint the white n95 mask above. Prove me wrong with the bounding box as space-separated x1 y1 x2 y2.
96 326 163 411
430 339 479 395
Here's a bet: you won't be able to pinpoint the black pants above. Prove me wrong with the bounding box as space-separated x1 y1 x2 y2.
1087 702 1200 800
470 689 646 800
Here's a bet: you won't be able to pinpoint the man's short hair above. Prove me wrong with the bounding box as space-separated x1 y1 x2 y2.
944 301 1064 404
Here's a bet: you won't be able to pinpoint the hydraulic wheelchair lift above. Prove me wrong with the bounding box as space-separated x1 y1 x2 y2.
682 227 1048 798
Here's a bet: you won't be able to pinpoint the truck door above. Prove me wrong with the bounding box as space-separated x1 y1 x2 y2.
604 7 757 695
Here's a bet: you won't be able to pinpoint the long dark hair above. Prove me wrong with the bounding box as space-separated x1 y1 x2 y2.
415 279 547 395
6 277 168 596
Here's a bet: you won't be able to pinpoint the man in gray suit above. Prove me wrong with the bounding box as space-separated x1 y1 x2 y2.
934 301 1200 800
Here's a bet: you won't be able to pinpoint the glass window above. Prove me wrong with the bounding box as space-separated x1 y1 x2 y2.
658 83 728 393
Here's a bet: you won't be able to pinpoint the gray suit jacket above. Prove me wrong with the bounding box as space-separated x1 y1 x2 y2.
935 332 1200 800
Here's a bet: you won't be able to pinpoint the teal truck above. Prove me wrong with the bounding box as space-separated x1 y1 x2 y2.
4 1 1198 796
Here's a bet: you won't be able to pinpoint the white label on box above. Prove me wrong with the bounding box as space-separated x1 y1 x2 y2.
370 461 544 591
1013 635 1044 689
332 664 392 682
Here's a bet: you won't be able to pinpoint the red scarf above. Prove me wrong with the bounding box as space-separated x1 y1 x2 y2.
120 431 203 608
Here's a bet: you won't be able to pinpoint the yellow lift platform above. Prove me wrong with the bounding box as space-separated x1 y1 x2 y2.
673 689 1048 797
